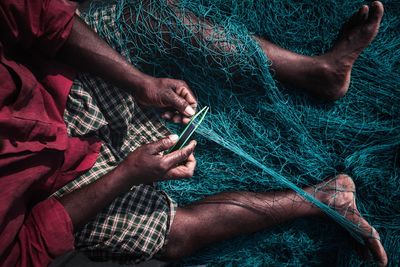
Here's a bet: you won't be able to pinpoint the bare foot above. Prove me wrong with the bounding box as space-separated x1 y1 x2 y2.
315 1 384 100
313 174 387 266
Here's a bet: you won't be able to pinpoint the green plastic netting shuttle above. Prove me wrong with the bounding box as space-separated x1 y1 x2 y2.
167 106 209 154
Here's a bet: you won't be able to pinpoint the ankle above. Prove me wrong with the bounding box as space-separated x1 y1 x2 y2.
302 185 326 217
314 55 350 100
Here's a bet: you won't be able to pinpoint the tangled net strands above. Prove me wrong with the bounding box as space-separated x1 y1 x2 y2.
84 0 400 265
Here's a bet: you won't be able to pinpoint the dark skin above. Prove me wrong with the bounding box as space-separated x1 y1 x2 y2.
254 2 384 100
58 134 197 229
163 175 387 266
58 16 197 124
57 15 198 229
55 1 387 266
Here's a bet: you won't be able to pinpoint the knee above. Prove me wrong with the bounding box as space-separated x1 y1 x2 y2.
159 241 187 261
158 208 198 261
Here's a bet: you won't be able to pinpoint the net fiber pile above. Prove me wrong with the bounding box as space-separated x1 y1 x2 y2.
86 0 400 265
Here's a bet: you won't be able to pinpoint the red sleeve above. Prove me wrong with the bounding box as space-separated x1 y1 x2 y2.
5 198 75 267
0 0 77 56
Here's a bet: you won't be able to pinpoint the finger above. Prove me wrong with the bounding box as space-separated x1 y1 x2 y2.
165 154 197 179
165 167 193 180
161 112 185 124
172 114 182 124
163 140 197 168
147 135 179 154
178 153 196 168
164 90 195 117
172 81 197 116
185 153 197 170
161 111 173 120
175 83 197 108
182 116 191 124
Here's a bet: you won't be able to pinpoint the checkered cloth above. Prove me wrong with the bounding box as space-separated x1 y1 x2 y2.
53 5 177 263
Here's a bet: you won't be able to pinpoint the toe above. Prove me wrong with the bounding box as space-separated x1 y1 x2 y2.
368 1 384 23
347 5 368 27
358 5 369 21
358 220 388 266
365 233 388 267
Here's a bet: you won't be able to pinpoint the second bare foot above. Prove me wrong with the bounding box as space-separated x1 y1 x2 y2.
313 1 384 100
314 174 387 266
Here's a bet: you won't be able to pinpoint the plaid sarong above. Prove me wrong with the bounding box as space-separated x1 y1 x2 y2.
53 6 177 263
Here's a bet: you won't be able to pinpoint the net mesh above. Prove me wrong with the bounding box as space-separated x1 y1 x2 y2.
84 0 400 265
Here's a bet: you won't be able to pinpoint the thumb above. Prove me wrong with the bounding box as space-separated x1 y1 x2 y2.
147 135 179 154
165 91 195 117
163 140 197 168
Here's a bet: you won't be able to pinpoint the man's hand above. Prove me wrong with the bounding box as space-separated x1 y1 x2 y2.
137 77 197 124
59 135 196 230
59 16 197 124
57 16 198 230
120 135 197 183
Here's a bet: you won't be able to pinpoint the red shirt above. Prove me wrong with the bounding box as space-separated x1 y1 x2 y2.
0 1 101 266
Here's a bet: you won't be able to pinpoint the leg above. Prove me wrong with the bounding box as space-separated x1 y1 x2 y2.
160 175 387 266
254 1 384 100
57 72 173 262
141 1 383 101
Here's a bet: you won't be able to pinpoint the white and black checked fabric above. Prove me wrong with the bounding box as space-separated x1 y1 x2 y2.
53 5 177 263
55 73 176 263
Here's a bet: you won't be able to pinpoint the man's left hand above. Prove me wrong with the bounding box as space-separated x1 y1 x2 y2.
136 77 197 124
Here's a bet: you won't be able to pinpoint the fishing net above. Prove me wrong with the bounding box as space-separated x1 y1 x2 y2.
84 0 400 265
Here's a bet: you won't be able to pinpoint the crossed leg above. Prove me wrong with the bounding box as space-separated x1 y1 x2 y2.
160 175 387 266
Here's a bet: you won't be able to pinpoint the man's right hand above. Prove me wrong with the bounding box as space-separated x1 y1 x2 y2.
120 135 197 184
59 135 196 230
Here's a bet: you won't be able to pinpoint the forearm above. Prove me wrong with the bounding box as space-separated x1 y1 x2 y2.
58 135 196 231
58 164 146 231
58 15 151 91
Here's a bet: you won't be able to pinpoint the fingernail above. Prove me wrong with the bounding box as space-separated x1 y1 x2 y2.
184 105 195 116
169 134 179 141
162 113 171 119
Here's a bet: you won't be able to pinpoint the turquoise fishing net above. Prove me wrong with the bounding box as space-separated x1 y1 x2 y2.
85 0 400 265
